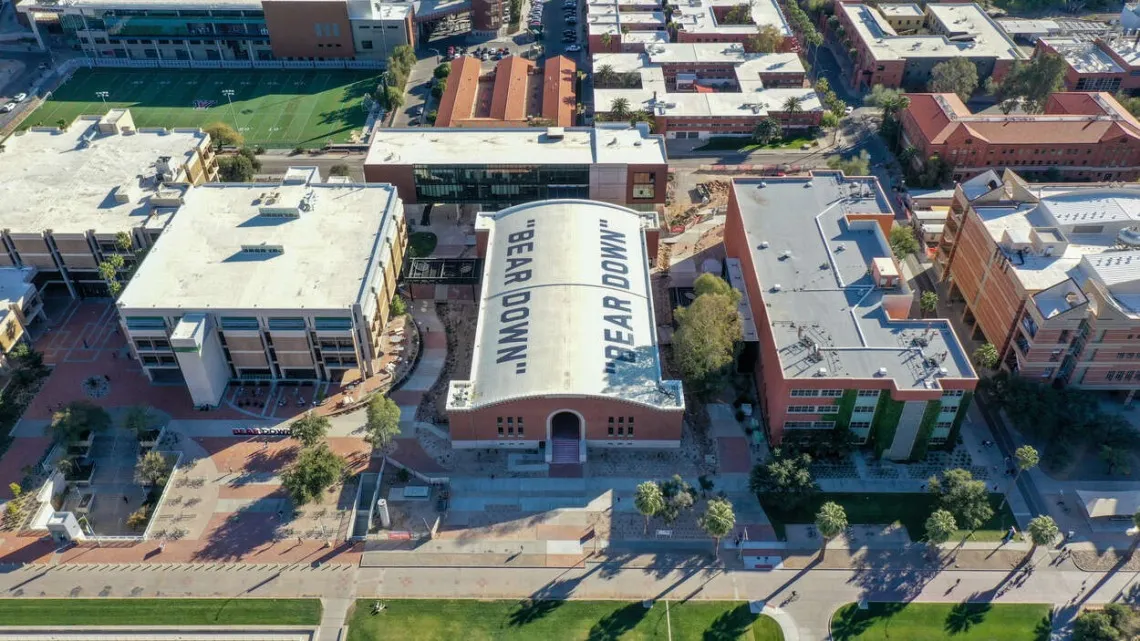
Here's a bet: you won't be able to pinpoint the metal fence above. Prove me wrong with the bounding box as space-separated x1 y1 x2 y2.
79 57 385 71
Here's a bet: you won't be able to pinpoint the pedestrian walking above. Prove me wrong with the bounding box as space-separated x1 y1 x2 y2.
122 495 129 504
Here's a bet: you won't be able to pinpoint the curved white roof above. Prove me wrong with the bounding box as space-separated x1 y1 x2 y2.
447 200 683 411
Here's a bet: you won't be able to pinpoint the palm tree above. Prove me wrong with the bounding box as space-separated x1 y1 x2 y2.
699 498 736 559
634 481 665 535
609 97 631 121
899 145 920 167
815 501 848 560
972 342 1000 370
596 64 617 87
880 94 910 119
782 96 803 114
924 509 957 560
752 118 782 145
999 445 1038 511
1026 515 1059 561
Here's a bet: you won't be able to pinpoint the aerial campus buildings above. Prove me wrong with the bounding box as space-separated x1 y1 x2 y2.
927 170 1140 401
591 44 822 140
585 0 793 54
16 0 416 62
834 2 1025 91
724 172 977 459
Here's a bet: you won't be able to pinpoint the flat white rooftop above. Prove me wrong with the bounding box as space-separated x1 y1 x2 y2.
365 125 667 167
0 118 208 235
842 2 1023 61
593 49 819 119
1103 36 1140 67
18 0 262 11
672 0 791 35
733 172 975 386
0 267 36 308
448 200 682 410
118 167 402 312
878 3 923 18
1042 37 1123 74
348 1 412 20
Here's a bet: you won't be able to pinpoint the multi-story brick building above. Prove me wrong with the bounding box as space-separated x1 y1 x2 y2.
937 169 1140 402
1036 36 1140 95
586 0 793 54
116 167 407 406
17 0 414 62
899 92 1140 183
592 44 821 140
724 171 977 459
363 124 668 208
834 2 1024 91
445 200 683 464
0 109 217 299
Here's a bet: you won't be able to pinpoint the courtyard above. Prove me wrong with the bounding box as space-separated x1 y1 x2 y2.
29 68 381 147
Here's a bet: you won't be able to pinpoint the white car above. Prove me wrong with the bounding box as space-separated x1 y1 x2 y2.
0 102 15 113
12 93 27 103
565 44 582 52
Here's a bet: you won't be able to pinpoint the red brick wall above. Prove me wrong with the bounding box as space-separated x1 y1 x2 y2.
263 0 354 59
362 163 417 204
626 164 668 205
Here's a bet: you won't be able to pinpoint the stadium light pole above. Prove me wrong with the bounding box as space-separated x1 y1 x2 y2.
221 88 237 129
95 91 109 105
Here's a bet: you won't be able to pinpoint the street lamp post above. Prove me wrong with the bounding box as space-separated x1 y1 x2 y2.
221 89 237 130
95 91 109 104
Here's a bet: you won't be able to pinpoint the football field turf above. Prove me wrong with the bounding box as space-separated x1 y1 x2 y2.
28 68 381 148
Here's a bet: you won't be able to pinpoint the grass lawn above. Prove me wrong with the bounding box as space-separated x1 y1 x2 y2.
346 599 784 640
0 599 322 626
696 136 817 152
831 602 1052 641
29 68 381 148
759 492 1018 543
408 231 439 258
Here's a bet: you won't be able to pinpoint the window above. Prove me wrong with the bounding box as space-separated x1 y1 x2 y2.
935 421 953 430
268 317 306 331
608 425 614 436
790 389 818 397
498 425 504 437
783 420 836 430
940 405 957 414
941 389 965 398
617 426 624 436
361 40 373 49
315 317 353 331
126 316 166 330
508 426 514 435
220 317 259 330
856 390 880 397
627 426 634 437
819 390 843 397
518 426 524 437
631 172 656 199
787 405 817 414
849 421 871 429
507 417 513 424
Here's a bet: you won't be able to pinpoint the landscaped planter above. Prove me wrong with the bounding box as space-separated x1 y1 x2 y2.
65 463 96 487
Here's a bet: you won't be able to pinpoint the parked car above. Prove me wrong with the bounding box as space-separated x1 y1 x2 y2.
12 93 27 103
0 102 14 113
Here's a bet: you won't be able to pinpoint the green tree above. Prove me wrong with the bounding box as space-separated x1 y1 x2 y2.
203 121 243 149
747 24 784 53
751 118 782 145
920 291 939 316
750 449 819 511
673 278 741 397
1000 445 1039 510
595 64 618 87
782 95 803 114
122 405 153 438
699 498 736 559
51 401 112 443
924 509 957 557
390 294 408 317
381 86 404 112
433 62 451 79
889 225 920 259
814 501 847 559
821 111 840 128
600 32 613 49
693 272 735 298
126 505 152 531
115 231 133 252
218 155 255 182
657 474 696 525
1026 514 1059 555
1115 92 1140 119
8 482 21 499
289 412 330 448
135 450 171 488
1105 603 1140 639
928 468 992 531
364 395 402 452
928 58 979 102
280 443 345 506
992 54 1066 114
329 164 351 177
1101 444 1131 476
634 481 665 534
973 342 1000 370
826 150 871 176
1073 611 1122 641
609 97 631 120
866 85 910 119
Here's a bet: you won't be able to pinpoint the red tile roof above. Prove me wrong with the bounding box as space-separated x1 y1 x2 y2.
903 92 1140 146
542 56 577 127
490 56 535 122
434 56 481 127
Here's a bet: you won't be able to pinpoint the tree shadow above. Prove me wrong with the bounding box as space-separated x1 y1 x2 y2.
507 577 582 627
944 602 991 635
830 602 906 641
585 602 651 641
702 603 757 641
846 548 939 601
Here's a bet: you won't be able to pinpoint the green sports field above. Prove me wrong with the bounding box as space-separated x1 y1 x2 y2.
29 68 382 148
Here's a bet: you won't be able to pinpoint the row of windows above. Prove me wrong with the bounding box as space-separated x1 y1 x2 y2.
787 405 835 414
940 405 958 414
850 421 871 430
134 338 171 351
497 425 525 437
608 416 635 424
856 389 880 397
783 420 837 430
790 389 843 398
1116 352 1140 359
497 417 524 425
608 425 635 436
941 389 965 397
1104 370 1140 381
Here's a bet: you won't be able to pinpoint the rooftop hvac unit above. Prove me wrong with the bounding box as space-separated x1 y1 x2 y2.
938 368 949 376
772 283 782 292
817 367 828 377
759 240 769 249
877 367 888 376
780 250 792 259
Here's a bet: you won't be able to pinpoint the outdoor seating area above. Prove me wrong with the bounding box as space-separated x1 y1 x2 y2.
319 314 421 415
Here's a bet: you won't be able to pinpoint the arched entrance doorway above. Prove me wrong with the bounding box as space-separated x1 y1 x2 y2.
547 410 583 464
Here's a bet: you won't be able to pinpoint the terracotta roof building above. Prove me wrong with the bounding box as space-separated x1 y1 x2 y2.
435 55 577 128
899 92 1140 182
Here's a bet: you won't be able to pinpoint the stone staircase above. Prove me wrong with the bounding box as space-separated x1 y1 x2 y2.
550 437 578 464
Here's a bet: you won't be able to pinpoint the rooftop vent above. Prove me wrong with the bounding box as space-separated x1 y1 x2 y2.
877 367 888 376
1118 226 1140 247
1065 291 1081 307
772 283 782 292
780 250 792 260
240 244 284 255
546 126 565 140
938 368 949 376
759 241 769 249
816 367 828 377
